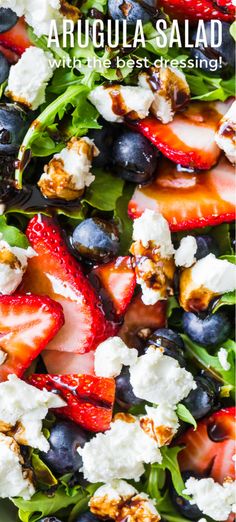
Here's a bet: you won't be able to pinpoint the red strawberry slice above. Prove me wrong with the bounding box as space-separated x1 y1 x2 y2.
131 102 231 170
0 18 32 56
157 0 234 23
128 156 235 231
28 373 115 432
90 257 136 317
0 44 19 64
42 350 95 376
0 295 64 383
178 407 236 483
23 215 110 354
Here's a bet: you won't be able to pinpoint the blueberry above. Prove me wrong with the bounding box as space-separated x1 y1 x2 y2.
115 366 143 408
74 512 101 522
0 178 16 203
108 0 153 25
89 122 118 168
0 52 10 84
195 235 219 260
190 22 235 74
0 103 32 155
183 375 219 419
40 420 88 475
170 471 203 520
146 328 186 367
182 311 231 347
38 518 62 522
112 131 159 184
72 217 119 263
0 8 18 33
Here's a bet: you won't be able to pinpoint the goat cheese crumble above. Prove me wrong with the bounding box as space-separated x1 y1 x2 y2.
94 337 138 378
140 404 179 446
0 433 35 500
218 348 231 371
215 100 236 165
0 237 36 295
88 85 154 123
0 0 64 37
184 477 236 521
175 236 198 268
132 209 174 257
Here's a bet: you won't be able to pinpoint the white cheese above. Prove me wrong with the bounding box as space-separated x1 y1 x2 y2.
78 416 162 483
218 347 231 371
0 0 64 37
132 209 174 257
140 404 179 446
184 477 236 521
88 85 154 123
92 480 138 500
175 236 197 268
6 47 55 110
129 347 196 406
137 279 162 306
191 254 236 294
0 349 7 366
0 374 65 451
215 100 236 165
94 337 138 378
0 433 35 500
0 238 36 295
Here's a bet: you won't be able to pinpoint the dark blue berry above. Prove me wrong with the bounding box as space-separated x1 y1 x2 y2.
115 366 143 408
190 22 235 74
108 0 153 25
183 375 219 419
72 217 119 263
74 512 100 522
112 131 159 184
89 122 118 168
170 471 203 520
38 518 62 522
0 8 18 33
146 328 186 367
0 52 10 84
0 103 32 155
40 420 88 475
195 235 219 260
182 311 231 347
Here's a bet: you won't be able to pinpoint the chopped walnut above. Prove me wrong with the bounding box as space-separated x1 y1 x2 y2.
90 492 160 522
60 0 81 21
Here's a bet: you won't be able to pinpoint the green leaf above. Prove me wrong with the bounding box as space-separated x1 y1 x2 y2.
82 169 124 211
220 254 236 264
159 446 186 497
0 216 29 248
230 21 236 41
176 404 197 430
31 454 58 488
158 491 190 522
212 291 236 312
167 297 180 319
0 80 7 100
211 223 233 256
115 183 134 255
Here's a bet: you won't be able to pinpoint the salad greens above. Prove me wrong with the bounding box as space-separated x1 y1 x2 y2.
0 215 29 248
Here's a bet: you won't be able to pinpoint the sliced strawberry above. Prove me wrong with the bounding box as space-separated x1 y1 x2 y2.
28 373 115 432
0 44 19 64
157 0 234 23
0 295 64 383
178 407 236 483
23 215 110 354
0 18 32 56
119 293 167 348
128 156 235 231
131 101 232 170
42 350 95 376
90 257 136 317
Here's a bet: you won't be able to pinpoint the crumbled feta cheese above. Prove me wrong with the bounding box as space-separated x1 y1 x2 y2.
94 337 138 378
132 209 174 257
0 433 35 500
137 280 163 306
0 204 5 215
6 47 55 110
129 347 196 406
90 481 160 522
183 477 236 521
0 375 65 451
215 101 236 165
138 66 190 124
140 404 179 446
0 0 64 37
78 415 162 483
175 236 197 268
88 85 154 123
38 137 98 201
218 348 231 371
0 238 36 295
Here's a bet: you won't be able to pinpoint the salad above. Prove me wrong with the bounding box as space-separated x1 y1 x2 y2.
0 1 235 522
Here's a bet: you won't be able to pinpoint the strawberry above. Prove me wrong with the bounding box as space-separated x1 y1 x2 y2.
0 44 19 64
42 350 95 376
23 215 111 354
157 0 235 23
28 373 115 432
0 18 32 56
0 294 64 383
90 257 136 317
131 102 229 170
128 156 235 231
178 407 236 483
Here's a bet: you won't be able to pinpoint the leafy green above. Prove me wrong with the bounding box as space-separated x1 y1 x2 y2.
212 291 236 312
185 69 234 101
0 216 29 248
146 447 186 500
0 80 7 100
220 254 236 264
81 0 108 14
176 404 197 430
230 21 236 41
31 454 58 489
82 169 124 211
211 223 233 256
167 297 180 320
158 491 190 522
115 183 134 255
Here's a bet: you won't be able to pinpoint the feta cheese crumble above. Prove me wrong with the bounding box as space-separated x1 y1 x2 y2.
78 415 162 483
0 433 35 500
218 348 231 371
0 374 65 451
0 237 36 295
6 47 55 110
90 480 160 522
132 209 174 257
38 137 98 201
88 85 154 123
184 477 236 521
94 337 138 378
215 101 236 165
140 404 179 446
129 347 196 406
175 236 198 268
0 0 63 37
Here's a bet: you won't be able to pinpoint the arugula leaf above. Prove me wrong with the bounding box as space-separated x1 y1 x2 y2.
0 80 7 100
167 297 180 320
230 21 236 41
220 254 236 264
0 216 29 248
31 454 58 488
82 169 124 211
212 291 236 312
158 491 190 522
211 223 233 256
159 446 186 497
115 183 134 255
176 404 197 430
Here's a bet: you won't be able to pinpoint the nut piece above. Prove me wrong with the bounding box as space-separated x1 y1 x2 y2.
38 137 99 201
